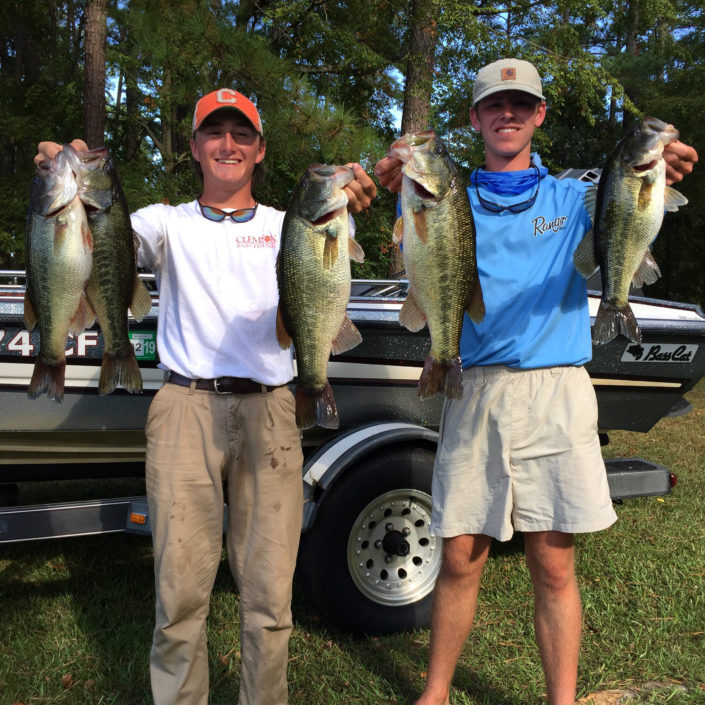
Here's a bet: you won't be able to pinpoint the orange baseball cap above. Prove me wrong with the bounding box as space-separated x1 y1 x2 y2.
192 88 263 135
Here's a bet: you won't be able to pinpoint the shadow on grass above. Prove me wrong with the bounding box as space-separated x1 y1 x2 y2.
290 533 529 705
1 533 155 703
0 518 530 705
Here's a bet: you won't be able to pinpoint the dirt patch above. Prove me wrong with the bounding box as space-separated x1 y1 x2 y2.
577 682 689 704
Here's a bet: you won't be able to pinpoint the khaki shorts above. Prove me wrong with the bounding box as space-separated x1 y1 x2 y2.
432 365 617 541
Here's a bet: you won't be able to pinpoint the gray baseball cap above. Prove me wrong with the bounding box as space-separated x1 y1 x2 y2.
473 58 545 106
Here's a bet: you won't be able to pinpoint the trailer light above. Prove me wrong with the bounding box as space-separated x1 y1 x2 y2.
130 512 148 525
669 473 677 488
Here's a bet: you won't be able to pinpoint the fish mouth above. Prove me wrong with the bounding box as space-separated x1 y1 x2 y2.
387 130 435 161
64 144 108 170
44 203 70 217
81 147 109 163
44 193 81 218
632 159 659 172
309 164 354 189
413 181 436 200
311 206 347 226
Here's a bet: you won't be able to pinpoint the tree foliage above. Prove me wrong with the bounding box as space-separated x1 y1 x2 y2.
0 0 703 301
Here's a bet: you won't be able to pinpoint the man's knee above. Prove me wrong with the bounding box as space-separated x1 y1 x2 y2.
525 532 577 595
440 534 491 581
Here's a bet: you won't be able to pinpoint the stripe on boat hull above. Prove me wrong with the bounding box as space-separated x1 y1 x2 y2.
0 361 685 392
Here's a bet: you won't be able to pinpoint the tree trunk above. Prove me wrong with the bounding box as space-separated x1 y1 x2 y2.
391 0 439 276
400 0 438 135
622 0 641 128
83 0 107 148
125 65 141 161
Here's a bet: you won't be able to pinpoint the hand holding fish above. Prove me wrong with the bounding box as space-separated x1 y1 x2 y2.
373 156 403 193
342 162 377 213
663 139 698 184
574 117 690 345
27 140 150 401
35 140 89 171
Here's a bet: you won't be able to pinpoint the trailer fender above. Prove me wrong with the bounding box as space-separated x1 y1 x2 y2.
301 421 438 532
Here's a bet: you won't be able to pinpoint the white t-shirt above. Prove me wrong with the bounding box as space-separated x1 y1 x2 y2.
131 200 294 385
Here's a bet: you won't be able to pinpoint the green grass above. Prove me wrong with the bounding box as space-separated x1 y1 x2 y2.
1 382 704 705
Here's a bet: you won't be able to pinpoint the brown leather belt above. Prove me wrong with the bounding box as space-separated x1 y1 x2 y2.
167 371 281 394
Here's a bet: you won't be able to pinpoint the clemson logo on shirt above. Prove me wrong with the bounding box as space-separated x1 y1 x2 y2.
234 233 277 248
531 215 568 238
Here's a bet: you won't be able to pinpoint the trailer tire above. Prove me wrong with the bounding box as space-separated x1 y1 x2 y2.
297 445 440 634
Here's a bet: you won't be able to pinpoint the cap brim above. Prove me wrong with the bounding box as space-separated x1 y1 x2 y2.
193 106 261 134
473 85 545 107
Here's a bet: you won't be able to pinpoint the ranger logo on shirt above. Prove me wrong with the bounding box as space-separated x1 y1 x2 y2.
531 214 568 237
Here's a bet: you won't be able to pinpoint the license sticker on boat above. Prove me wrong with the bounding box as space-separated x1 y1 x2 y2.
130 331 157 361
621 343 698 363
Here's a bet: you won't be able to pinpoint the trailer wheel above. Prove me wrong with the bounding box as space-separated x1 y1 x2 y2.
297 445 440 634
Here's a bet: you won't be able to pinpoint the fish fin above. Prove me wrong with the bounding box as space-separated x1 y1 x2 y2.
414 209 428 244
68 293 96 335
82 221 94 251
24 293 37 330
583 184 598 223
129 275 153 322
399 287 427 332
53 220 69 250
418 355 463 400
133 231 143 260
331 315 362 354
28 359 65 403
592 301 641 345
275 305 293 349
632 250 661 288
323 234 339 269
348 237 365 264
296 382 339 430
392 216 404 245
573 230 599 278
664 185 688 212
99 351 143 395
466 277 485 324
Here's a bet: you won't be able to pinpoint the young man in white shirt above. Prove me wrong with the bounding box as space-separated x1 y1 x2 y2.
36 87 377 705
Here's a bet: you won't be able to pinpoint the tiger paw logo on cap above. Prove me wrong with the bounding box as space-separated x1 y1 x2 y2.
192 88 263 135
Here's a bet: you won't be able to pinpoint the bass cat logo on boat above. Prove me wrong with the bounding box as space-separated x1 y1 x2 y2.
621 343 698 363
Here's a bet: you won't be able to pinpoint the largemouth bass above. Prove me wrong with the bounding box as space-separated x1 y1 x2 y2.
276 164 364 429
64 144 152 394
388 130 484 399
24 148 94 402
574 117 688 344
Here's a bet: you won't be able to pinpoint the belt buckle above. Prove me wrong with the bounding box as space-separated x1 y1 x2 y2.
212 378 230 395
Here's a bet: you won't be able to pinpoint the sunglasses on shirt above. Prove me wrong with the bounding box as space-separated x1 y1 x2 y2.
473 165 540 213
197 200 258 223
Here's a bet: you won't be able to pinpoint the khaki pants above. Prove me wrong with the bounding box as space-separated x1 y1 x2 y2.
145 382 304 705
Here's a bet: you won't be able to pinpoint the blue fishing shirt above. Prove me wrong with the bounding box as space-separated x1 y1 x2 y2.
460 158 594 369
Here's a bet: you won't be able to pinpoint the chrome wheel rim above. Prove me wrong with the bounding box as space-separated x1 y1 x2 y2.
347 488 440 606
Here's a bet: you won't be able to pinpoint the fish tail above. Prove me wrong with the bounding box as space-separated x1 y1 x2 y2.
418 355 463 400
296 382 339 430
593 300 642 344
28 359 65 403
99 350 143 395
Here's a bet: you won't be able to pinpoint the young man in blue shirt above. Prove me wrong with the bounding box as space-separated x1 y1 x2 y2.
375 58 698 705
